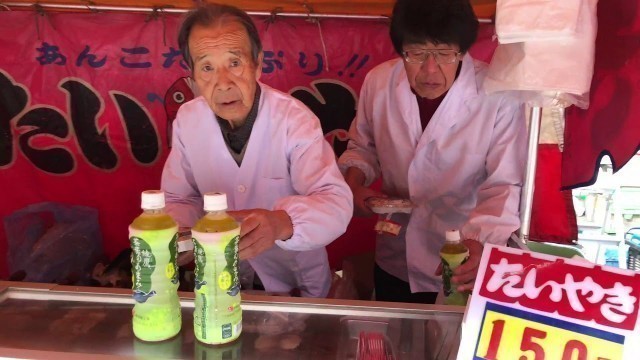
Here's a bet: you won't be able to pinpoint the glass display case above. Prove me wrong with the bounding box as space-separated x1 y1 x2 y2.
0 281 463 359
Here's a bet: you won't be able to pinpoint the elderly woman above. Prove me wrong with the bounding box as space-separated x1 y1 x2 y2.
339 0 527 303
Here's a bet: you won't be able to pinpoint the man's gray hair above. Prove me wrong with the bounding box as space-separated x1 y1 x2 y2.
178 4 263 70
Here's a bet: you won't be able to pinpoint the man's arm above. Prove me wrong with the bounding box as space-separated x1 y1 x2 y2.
226 99 354 258
269 108 354 252
160 114 203 229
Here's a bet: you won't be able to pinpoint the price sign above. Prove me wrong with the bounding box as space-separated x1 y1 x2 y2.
457 245 640 360
474 303 624 360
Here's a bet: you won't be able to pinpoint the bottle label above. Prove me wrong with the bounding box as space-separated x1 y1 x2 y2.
167 233 179 285
222 234 240 295
222 323 232 339
441 251 469 298
130 231 179 303
129 226 181 341
130 235 156 303
193 234 240 295
193 239 208 291
192 229 242 344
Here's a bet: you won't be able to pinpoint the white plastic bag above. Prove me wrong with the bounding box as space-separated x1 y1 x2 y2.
485 0 599 109
496 0 583 43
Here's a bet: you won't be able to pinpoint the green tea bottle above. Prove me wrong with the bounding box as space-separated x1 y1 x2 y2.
192 192 242 344
129 190 181 341
440 229 469 306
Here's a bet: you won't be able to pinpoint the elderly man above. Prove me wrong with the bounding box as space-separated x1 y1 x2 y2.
162 4 353 298
338 0 527 303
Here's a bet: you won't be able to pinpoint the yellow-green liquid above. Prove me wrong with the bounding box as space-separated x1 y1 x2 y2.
192 211 242 345
440 242 469 256
192 212 238 233
130 211 177 231
130 209 182 342
440 241 470 306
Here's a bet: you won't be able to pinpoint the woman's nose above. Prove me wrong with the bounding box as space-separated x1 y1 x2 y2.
420 53 440 73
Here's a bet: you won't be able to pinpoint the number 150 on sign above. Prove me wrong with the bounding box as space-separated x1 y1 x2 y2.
474 303 625 360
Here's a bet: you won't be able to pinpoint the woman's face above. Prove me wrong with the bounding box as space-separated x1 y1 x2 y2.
402 41 462 99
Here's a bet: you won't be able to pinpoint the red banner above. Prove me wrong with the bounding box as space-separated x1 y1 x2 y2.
1 10 570 281
0 11 396 278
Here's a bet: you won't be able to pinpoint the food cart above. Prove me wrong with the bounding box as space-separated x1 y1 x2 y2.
1 0 638 359
0 281 464 359
0 2 487 358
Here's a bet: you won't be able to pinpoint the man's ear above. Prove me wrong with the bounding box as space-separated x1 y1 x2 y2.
255 51 264 80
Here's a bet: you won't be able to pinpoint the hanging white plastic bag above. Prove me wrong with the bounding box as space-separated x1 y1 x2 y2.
496 0 583 43
485 0 599 109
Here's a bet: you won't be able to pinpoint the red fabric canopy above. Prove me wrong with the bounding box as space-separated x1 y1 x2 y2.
562 0 640 189
3 0 498 18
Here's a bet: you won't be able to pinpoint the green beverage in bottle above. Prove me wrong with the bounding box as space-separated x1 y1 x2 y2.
192 192 242 344
129 190 182 341
440 229 469 306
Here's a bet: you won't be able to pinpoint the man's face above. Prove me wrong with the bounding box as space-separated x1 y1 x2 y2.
189 20 262 124
402 42 461 99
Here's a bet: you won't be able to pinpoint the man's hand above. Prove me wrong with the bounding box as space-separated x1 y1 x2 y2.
227 209 293 260
451 239 484 292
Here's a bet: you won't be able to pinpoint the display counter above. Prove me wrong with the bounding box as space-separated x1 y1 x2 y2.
0 281 463 359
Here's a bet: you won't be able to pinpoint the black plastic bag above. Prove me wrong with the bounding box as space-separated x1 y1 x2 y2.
4 202 103 285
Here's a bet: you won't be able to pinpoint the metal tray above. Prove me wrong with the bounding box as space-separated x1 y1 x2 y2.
0 281 463 359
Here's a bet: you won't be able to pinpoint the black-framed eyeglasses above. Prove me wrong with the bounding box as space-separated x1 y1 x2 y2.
402 49 461 65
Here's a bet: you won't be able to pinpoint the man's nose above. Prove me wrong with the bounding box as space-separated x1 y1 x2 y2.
215 68 233 91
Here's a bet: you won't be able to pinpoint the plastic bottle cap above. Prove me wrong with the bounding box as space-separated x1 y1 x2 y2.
141 190 165 210
445 230 461 242
203 192 228 211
